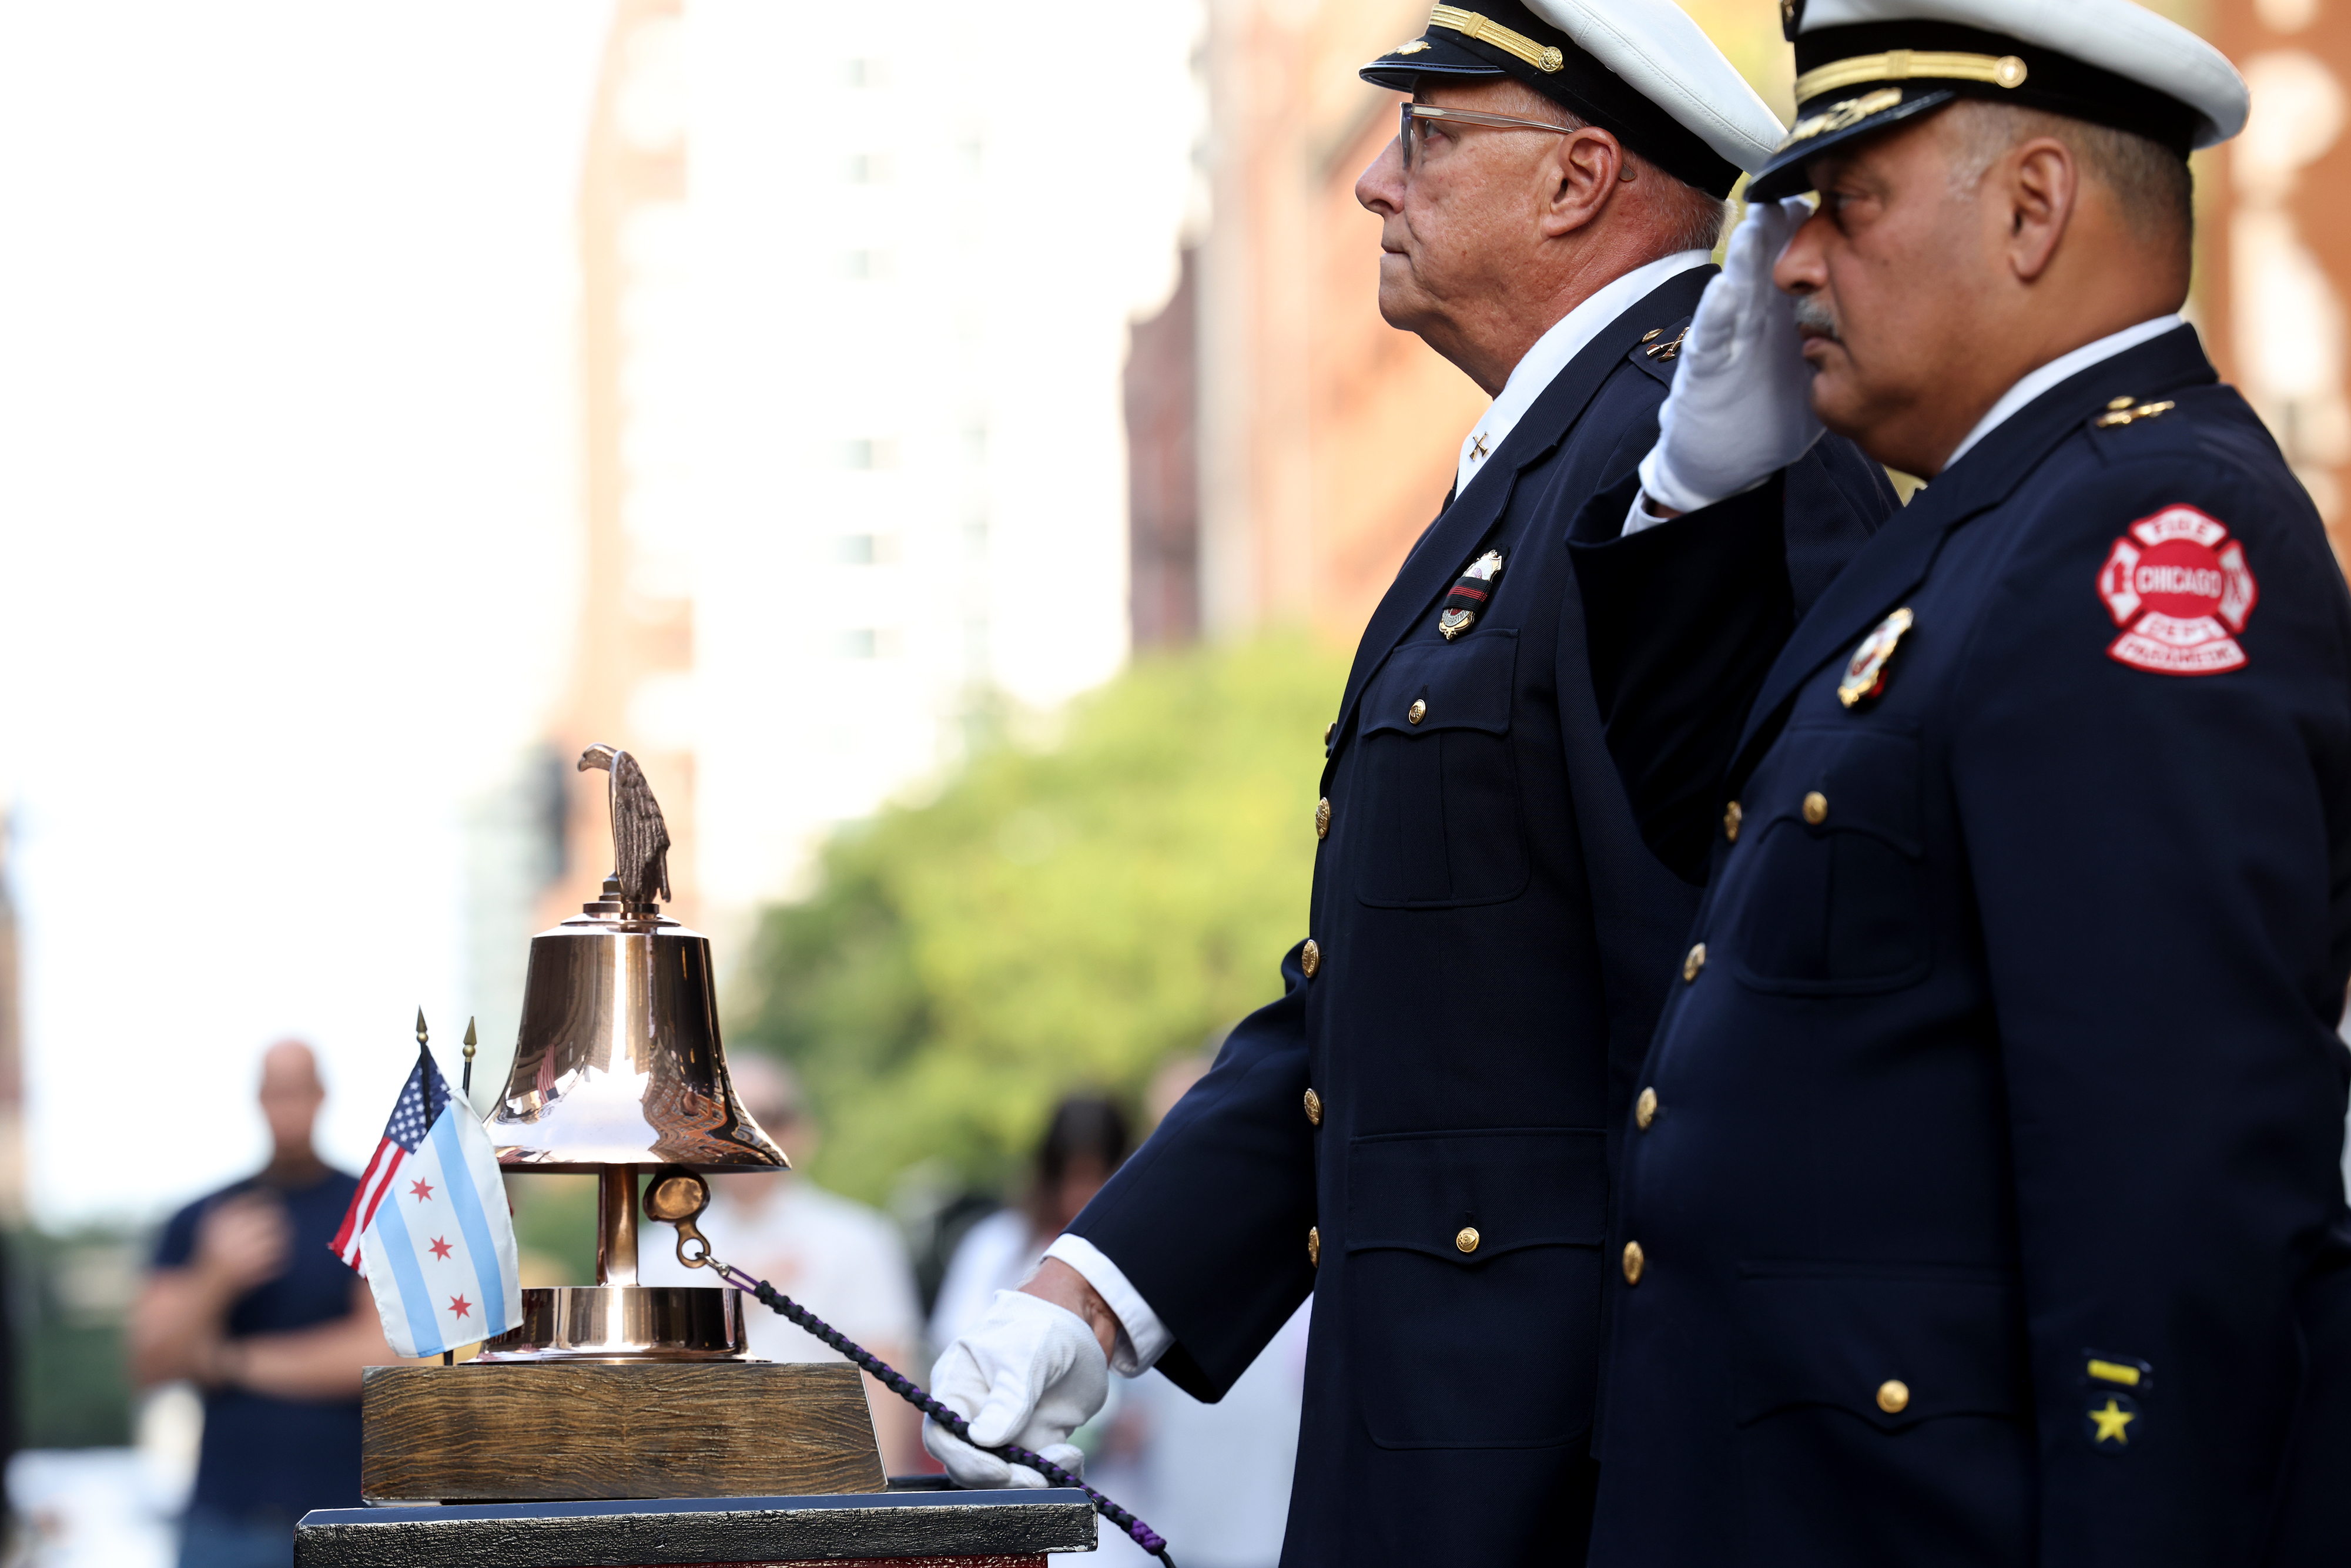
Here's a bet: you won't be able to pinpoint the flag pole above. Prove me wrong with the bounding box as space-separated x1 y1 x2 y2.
417 1009 454 1369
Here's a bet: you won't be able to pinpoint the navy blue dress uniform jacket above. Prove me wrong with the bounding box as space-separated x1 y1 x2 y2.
1569 324 2351 1566
1066 266 1896 1565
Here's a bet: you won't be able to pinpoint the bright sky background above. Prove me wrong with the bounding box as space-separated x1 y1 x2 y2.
0 4 611 1224
0 1 1205 1231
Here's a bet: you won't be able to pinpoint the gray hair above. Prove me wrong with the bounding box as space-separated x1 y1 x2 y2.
1940 98 2192 243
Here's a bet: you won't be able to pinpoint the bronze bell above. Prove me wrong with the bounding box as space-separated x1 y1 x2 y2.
480 745 784 1357
488 746 787 1175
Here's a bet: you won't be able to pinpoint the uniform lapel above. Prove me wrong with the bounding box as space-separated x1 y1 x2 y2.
1725 326 2219 786
1327 266 1717 754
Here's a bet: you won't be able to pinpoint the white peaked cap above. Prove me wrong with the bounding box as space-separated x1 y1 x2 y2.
1797 0 2248 145
1525 0 1789 172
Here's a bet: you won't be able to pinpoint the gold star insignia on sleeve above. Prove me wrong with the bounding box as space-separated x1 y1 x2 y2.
2087 1398 2136 1445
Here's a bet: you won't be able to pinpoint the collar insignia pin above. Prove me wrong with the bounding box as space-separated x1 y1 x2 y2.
1837 607 1914 708
1439 550 1505 641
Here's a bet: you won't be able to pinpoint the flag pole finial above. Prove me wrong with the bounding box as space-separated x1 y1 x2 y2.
415 1009 428 1050
462 1017 478 1095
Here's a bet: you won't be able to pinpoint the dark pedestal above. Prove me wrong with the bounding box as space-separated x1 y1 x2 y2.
293 1487 1097 1568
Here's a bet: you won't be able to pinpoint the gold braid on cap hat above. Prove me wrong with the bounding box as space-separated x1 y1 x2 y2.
1793 48 2027 105
1427 5 1566 73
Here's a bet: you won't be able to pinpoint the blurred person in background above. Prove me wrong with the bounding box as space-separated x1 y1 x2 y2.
1082 1053 1304 1568
926 1094 1130 1354
130 1040 401 1568
640 1055 925 1472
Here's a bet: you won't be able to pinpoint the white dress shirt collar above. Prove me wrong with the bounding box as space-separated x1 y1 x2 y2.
1940 314 2183 472
1454 249 1715 500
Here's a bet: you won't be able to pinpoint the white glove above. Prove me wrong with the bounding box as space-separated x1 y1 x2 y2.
1637 196 1824 515
921 1289 1108 1489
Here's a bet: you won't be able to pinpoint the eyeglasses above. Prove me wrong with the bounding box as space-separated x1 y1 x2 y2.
1400 102 1573 170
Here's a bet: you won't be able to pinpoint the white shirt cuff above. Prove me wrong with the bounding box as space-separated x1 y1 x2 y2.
1043 1233 1172 1376
1622 490 1676 537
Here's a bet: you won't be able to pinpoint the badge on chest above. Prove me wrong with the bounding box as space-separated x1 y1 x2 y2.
1438 551 1505 641
1838 607 1914 708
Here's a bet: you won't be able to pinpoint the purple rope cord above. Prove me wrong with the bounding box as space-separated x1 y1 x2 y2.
710 1259 1177 1565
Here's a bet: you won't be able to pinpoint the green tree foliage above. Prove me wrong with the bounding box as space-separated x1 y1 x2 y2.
726 632 1347 1205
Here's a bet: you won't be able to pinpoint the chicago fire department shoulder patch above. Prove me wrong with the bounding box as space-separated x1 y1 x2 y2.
2096 505 2258 676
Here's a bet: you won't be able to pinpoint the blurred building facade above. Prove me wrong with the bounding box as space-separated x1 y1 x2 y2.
475 0 1205 992
2207 0 2351 567
0 809 26 1222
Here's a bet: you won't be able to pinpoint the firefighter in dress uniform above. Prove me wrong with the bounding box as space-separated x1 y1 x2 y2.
1569 0 2351 1560
916 1 1901 1563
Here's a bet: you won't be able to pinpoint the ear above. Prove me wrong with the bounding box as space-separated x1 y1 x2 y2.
2002 136 2078 283
1541 126 1625 239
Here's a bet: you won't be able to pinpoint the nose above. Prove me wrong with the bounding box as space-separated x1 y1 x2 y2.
1357 132 1406 217
1773 202 1828 296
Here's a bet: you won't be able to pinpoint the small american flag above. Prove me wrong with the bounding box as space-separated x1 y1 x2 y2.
331 1045 521 1357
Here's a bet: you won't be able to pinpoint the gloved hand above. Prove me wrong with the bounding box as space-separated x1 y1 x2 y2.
1637 196 1824 515
922 1289 1110 1489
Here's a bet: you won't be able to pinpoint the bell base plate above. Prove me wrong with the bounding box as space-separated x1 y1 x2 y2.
479 1285 748 1362
360 1361 886 1504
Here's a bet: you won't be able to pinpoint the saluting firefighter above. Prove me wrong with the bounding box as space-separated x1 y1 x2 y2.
919 1 1898 1563
1570 0 2351 1559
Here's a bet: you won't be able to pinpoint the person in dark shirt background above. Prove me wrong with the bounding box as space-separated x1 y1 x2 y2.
130 1040 407 1568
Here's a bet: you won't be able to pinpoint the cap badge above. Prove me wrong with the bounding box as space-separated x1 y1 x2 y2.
2097 504 2256 676
1837 607 1913 708
1781 88 1905 150
1394 38 1431 54
1439 550 1505 641
1428 5 1564 73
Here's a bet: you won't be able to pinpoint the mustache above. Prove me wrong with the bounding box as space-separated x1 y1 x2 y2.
1791 296 1840 341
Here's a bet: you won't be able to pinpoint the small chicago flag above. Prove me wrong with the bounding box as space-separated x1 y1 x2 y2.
330 1040 521 1356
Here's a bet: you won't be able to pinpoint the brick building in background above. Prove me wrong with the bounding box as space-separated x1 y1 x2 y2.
2208 0 2351 565
1130 0 2346 641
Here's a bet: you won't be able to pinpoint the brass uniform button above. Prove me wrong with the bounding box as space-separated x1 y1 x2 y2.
1877 1379 1910 1414
1302 938 1322 977
1682 943 1707 982
1324 721 1335 746
1724 800 1742 843
1803 790 1828 825
1304 1087 1323 1126
1622 1240 1645 1285
1456 1227 1480 1254
1408 698 1428 725
1308 1226 1320 1268
1315 798 1331 839
1635 1087 1659 1130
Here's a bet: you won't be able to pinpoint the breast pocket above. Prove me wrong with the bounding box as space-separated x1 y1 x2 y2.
1352 632 1528 909
1344 1128 1605 1448
1728 726 1929 995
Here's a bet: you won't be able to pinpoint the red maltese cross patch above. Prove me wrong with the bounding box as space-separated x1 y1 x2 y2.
2095 505 2258 676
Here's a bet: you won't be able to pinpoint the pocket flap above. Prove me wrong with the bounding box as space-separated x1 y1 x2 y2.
1359 631 1519 738
1750 726 1923 858
1346 1128 1604 1262
1735 1267 2027 1429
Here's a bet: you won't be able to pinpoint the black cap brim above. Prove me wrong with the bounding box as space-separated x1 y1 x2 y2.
1746 83 1956 200
1360 33 1509 94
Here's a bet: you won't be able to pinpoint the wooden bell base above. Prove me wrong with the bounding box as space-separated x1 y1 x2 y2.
360 1361 887 1505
